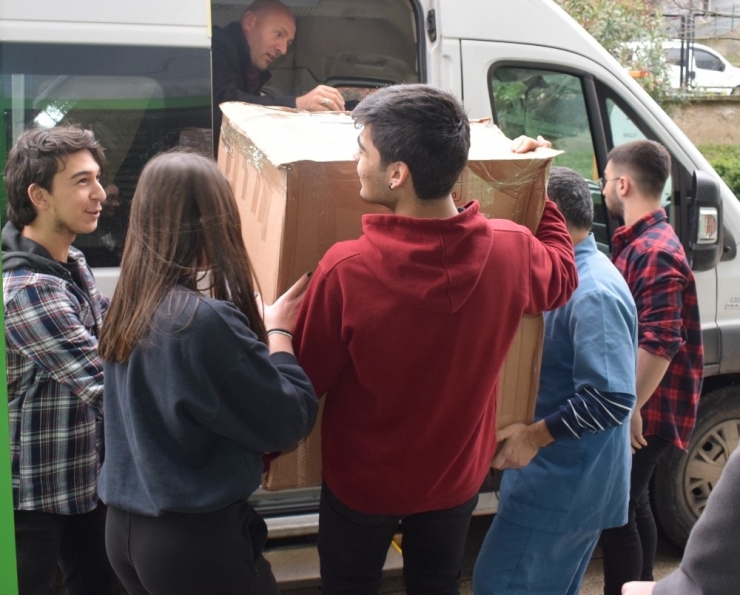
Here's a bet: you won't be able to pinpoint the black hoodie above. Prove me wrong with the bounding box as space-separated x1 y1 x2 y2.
2 221 102 335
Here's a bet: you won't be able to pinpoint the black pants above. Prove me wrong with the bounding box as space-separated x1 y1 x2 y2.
318 482 478 595
105 500 279 595
600 435 672 595
14 503 119 595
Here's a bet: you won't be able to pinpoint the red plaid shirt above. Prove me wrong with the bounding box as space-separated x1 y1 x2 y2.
612 209 703 451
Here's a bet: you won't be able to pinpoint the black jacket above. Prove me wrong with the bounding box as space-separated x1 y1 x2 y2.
211 21 296 149
2 221 106 338
2 221 72 278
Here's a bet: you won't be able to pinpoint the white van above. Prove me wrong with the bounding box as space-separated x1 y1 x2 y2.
0 0 735 552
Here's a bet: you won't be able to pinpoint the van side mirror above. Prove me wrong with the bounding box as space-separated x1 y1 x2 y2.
691 170 723 271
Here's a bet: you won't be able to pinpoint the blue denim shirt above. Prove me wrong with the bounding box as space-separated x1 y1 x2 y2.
497 234 638 532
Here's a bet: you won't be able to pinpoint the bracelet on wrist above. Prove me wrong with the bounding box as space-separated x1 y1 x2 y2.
266 328 294 340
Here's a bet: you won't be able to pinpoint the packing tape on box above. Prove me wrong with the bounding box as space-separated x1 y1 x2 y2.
468 159 551 193
222 121 269 173
221 120 293 242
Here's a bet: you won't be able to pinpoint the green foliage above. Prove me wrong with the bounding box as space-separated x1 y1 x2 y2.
700 144 740 197
553 151 596 180
555 0 672 105
493 70 588 140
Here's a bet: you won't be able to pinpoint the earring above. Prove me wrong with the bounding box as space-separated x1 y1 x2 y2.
388 183 393 190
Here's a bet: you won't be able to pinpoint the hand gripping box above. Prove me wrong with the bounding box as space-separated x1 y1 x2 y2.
217 103 561 490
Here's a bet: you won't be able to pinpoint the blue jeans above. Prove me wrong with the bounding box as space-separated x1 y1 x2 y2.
473 514 600 595
318 482 478 595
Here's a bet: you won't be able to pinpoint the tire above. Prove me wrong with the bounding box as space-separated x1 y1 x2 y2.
651 386 740 549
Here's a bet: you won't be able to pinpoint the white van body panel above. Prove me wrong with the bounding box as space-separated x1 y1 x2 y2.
93 269 123 301
0 0 210 47
439 39 463 100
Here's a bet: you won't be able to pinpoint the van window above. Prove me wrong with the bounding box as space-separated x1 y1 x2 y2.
606 98 646 146
0 43 211 268
605 98 672 207
489 66 610 248
490 68 596 178
490 65 676 252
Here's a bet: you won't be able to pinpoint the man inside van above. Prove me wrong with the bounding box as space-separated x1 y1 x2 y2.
598 140 704 595
2 125 117 594
212 0 346 148
473 167 638 595
293 84 578 595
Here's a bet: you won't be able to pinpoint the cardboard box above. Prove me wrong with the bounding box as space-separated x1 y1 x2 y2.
217 103 560 490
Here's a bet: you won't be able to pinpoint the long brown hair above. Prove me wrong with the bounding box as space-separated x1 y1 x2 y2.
99 151 266 362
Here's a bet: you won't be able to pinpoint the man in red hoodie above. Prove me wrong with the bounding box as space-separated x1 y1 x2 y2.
293 83 578 595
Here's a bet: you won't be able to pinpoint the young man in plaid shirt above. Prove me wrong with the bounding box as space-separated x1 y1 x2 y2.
2 125 118 594
599 139 704 595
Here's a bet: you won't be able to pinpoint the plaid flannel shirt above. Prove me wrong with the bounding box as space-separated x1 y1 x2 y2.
4 246 110 514
612 209 703 451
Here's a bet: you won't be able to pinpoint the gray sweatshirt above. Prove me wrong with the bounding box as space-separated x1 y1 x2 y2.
99 287 318 516
655 445 740 595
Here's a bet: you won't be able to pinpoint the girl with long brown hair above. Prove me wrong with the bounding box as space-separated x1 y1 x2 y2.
97 151 317 595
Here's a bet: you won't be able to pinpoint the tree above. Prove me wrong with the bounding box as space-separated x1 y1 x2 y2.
555 0 672 104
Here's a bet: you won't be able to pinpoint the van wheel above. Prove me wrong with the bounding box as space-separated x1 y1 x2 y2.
651 386 740 549
732 86 740 95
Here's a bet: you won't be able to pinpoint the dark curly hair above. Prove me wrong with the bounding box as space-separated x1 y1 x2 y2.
4 125 105 228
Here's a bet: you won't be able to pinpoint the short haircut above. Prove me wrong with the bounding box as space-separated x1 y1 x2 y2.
547 166 593 232
243 0 291 17
4 125 105 228
351 84 470 200
607 140 671 199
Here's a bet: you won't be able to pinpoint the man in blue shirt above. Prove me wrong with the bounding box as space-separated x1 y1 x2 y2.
473 166 638 595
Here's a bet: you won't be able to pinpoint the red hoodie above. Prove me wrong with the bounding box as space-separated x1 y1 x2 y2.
294 200 576 515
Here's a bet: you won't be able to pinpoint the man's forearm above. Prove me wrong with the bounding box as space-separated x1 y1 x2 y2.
635 347 671 411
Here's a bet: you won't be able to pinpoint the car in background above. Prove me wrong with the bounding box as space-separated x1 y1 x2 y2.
663 40 740 94
625 39 740 94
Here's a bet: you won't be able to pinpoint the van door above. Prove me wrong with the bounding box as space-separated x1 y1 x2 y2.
457 37 740 549
459 39 719 367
